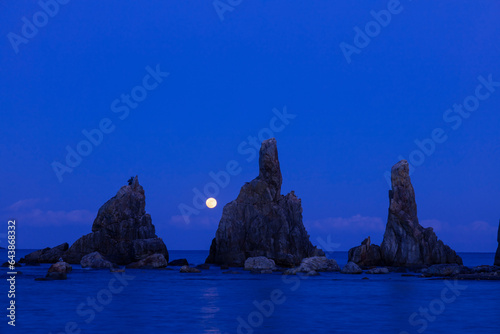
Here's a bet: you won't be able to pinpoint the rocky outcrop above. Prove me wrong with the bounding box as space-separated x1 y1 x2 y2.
81 252 113 269
205 138 324 267
168 259 189 266
20 243 69 264
126 254 168 269
495 220 500 266
366 267 389 274
422 264 467 277
43 262 72 280
284 256 340 275
180 265 201 273
244 257 276 271
297 256 340 272
64 176 168 265
380 160 462 266
341 262 363 274
347 237 382 267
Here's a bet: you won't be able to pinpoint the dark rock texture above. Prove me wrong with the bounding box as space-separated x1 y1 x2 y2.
168 259 189 266
205 138 324 267
341 262 363 274
80 252 113 269
244 257 276 271
347 237 382 267
180 265 201 273
380 160 462 266
422 264 468 277
64 176 168 265
46 262 72 280
495 220 500 266
126 253 168 269
284 256 340 275
20 243 69 264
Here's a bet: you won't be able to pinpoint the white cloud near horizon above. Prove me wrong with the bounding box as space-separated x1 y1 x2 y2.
3 198 94 226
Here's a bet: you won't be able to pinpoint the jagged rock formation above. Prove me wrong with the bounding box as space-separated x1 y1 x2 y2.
205 138 324 267
64 176 168 265
380 160 462 266
20 243 69 264
495 220 500 266
347 237 382 267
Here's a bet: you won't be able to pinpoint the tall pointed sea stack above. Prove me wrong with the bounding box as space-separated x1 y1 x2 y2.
205 138 324 267
495 220 500 266
64 176 168 264
380 160 462 266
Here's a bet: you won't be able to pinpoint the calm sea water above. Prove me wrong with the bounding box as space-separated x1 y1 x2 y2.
1 250 499 334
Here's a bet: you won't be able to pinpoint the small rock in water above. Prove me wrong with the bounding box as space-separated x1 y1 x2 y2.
2 262 22 267
244 257 276 271
180 265 201 273
127 254 168 269
81 252 113 269
43 261 72 280
297 256 340 272
423 264 467 277
341 262 363 274
347 237 383 267
168 259 189 266
196 264 210 270
365 267 389 274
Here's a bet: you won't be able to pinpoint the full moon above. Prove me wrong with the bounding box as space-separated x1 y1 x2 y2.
206 198 217 209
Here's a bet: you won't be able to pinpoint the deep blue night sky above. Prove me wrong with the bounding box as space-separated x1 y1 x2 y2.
1 1 499 252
